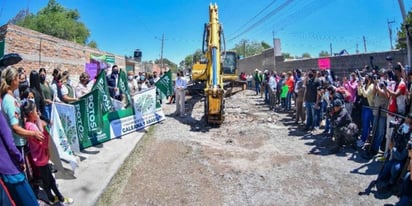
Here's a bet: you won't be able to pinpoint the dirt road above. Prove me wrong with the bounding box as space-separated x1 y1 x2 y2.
98 89 399 206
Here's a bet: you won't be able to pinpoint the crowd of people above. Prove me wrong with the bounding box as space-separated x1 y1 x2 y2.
249 57 412 205
0 64 166 205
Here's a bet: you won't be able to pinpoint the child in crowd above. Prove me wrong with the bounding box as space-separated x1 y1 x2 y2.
21 100 73 205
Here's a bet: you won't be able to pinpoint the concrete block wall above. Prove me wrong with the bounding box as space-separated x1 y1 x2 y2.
239 47 408 78
0 24 126 75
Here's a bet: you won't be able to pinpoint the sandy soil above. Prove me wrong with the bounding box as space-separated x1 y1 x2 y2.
100 89 399 206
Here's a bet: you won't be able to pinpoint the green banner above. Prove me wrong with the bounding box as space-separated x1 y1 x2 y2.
90 54 115 64
91 70 113 114
155 70 173 97
118 69 131 107
73 89 109 149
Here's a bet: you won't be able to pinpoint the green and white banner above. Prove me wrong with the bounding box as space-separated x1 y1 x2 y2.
91 70 113 114
118 69 131 107
51 72 166 150
73 89 109 149
155 70 173 97
54 102 80 153
50 103 78 171
108 88 166 138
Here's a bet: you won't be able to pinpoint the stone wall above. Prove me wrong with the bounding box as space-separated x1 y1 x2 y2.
239 47 408 77
0 23 127 75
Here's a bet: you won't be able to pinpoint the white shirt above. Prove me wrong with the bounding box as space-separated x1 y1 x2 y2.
75 83 90 98
175 77 187 91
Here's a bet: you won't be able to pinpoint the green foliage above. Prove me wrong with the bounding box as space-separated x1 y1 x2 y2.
319 50 330 57
183 49 203 67
396 10 412 49
154 58 177 72
12 0 92 46
282 52 292 59
87 40 98 48
302 52 311 58
261 41 271 49
232 39 265 57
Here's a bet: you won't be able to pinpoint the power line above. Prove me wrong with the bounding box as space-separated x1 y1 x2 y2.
228 0 278 37
228 0 295 42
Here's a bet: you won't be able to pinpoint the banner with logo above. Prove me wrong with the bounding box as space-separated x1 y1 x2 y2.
54 102 80 153
108 88 166 138
118 69 131 107
73 89 110 149
91 70 113 114
155 70 173 97
50 103 78 171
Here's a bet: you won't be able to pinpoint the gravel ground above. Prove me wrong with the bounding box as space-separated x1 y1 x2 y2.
99 89 400 206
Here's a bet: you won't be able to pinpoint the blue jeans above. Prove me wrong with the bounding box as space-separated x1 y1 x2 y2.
286 92 293 110
396 173 412 206
305 102 315 129
378 159 405 185
3 178 38 206
255 82 260 94
371 115 386 153
247 81 252 89
313 107 321 128
361 106 373 142
264 86 269 104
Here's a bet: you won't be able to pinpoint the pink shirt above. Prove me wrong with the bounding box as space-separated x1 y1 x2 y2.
25 121 50 167
343 80 358 103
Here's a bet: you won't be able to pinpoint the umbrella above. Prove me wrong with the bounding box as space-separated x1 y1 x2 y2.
0 53 22 68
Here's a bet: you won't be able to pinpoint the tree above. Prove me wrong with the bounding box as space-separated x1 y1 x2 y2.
261 41 271 49
12 0 96 47
319 50 330 57
87 40 98 48
302 53 311 58
232 39 265 58
183 49 203 67
155 58 177 72
396 10 412 49
282 52 292 59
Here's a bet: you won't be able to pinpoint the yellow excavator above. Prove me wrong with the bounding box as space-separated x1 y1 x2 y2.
191 3 238 124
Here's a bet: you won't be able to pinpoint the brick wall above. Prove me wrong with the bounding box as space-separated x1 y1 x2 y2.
0 23 127 75
239 47 408 77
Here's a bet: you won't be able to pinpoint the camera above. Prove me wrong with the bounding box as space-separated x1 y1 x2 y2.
389 120 400 128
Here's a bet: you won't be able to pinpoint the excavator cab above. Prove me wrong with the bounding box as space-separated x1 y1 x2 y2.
222 51 238 82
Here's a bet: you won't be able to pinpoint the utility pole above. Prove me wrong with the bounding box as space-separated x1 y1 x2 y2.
160 33 164 69
243 40 246 58
363 36 367 53
329 43 332 56
398 0 412 67
272 30 276 70
388 19 395 50
356 44 359 54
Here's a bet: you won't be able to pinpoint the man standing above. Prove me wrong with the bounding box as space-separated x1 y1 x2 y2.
174 71 187 117
107 65 123 101
303 70 320 131
254 69 262 95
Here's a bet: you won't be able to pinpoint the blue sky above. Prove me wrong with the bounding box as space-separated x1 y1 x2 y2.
1 0 411 64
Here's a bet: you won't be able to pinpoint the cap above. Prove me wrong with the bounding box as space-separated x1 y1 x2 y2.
385 56 393 61
333 99 343 107
264 69 268 73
